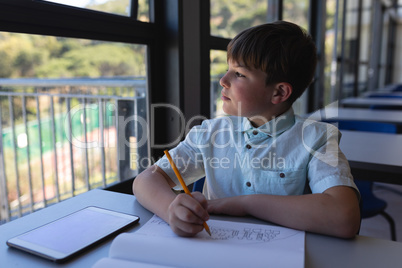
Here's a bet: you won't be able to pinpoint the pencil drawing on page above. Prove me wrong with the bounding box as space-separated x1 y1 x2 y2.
137 215 299 244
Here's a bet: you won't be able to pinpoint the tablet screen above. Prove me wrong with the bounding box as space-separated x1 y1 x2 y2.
7 206 139 262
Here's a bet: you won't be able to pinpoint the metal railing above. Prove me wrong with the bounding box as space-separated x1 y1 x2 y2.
0 77 148 223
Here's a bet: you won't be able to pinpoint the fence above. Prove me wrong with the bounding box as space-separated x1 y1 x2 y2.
0 77 148 223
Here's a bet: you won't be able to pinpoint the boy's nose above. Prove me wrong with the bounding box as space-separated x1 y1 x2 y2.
219 73 229 88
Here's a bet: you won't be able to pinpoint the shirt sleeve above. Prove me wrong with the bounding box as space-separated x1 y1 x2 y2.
306 125 360 198
155 124 208 191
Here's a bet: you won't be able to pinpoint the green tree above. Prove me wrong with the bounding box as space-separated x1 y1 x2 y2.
211 0 268 38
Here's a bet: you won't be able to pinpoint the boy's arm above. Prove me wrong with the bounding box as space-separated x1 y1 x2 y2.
207 185 360 238
133 165 209 236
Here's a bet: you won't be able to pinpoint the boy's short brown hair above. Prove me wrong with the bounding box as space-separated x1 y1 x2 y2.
227 21 317 104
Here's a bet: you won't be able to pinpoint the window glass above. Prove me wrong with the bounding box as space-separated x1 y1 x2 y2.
0 33 146 79
378 10 392 88
210 0 268 38
360 0 372 63
323 0 335 104
283 0 309 30
323 0 343 105
283 0 309 115
0 32 147 217
210 50 227 118
42 0 150 22
359 0 372 94
341 0 360 99
358 65 369 94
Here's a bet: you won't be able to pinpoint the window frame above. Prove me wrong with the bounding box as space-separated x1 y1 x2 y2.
0 0 155 43
0 0 184 161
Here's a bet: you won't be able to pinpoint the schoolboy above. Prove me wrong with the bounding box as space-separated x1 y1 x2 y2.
133 21 361 238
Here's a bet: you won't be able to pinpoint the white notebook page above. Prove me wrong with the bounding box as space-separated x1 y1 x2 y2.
94 215 305 268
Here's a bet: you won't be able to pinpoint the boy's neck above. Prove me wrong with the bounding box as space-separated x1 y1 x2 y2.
248 104 292 128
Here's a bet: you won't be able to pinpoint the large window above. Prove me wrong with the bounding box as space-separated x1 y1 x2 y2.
0 32 147 220
329 0 399 100
0 0 153 223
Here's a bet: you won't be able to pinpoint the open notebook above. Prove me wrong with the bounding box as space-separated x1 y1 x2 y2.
93 215 305 268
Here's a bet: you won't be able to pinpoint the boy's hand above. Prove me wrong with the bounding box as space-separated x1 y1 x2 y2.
167 191 209 237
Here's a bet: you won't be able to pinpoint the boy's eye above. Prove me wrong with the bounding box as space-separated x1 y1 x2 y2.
235 72 245 78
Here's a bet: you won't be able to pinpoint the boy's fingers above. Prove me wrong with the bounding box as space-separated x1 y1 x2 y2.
168 197 206 236
185 193 209 221
175 205 204 225
175 193 209 222
169 216 204 236
191 191 208 210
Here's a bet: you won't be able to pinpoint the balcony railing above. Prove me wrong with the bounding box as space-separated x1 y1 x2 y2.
0 77 148 224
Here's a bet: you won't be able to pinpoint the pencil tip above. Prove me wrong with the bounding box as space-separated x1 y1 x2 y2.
206 229 211 236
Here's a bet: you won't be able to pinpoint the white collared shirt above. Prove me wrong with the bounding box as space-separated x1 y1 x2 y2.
156 108 358 199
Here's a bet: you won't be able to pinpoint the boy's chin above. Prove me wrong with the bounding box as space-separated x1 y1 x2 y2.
222 109 239 117
222 106 240 117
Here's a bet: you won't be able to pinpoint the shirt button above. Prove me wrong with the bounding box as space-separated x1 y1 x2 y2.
252 130 258 135
246 144 252 149
246 182 251 187
280 173 285 178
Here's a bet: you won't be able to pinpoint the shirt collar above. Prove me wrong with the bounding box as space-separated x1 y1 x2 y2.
235 108 295 137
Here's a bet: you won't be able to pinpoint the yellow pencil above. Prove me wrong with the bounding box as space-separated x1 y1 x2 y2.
164 150 211 236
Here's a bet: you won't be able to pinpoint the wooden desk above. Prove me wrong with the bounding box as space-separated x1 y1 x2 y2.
340 130 402 185
307 107 402 124
1 189 402 268
341 97 402 109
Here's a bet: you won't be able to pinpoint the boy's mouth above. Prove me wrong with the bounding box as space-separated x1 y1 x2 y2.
221 91 230 101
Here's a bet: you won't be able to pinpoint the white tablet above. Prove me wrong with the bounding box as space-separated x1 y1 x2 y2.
7 206 139 263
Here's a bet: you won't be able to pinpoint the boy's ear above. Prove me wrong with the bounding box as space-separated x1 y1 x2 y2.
271 82 293 104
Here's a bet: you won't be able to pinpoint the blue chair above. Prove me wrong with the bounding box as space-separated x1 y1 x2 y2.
355 180 396 241
192 177 205 192
336 120 397 241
